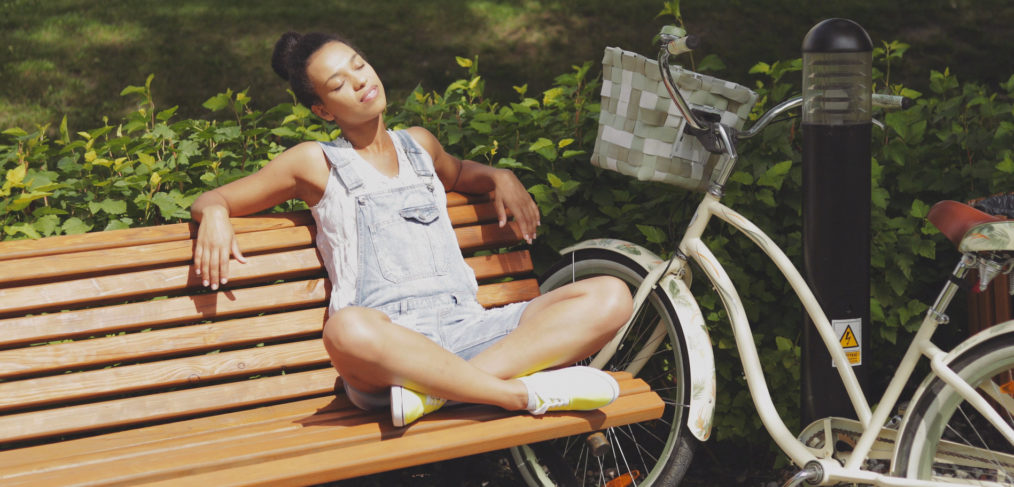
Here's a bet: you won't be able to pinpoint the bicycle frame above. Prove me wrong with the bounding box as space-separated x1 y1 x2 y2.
610 151 1014 485
577 34 1014 485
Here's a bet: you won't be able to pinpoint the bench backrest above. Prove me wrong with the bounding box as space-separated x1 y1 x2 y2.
0 193 539 448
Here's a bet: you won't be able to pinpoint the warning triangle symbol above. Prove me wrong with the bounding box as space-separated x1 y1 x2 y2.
839 326 859 348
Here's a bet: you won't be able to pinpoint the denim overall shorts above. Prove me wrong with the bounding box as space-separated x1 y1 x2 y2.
320 131 529 409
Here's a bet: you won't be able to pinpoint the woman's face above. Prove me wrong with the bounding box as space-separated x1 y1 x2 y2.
306 41 386 127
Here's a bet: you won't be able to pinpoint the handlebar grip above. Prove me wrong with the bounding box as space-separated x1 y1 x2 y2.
872 93 914 110
666 35 701 56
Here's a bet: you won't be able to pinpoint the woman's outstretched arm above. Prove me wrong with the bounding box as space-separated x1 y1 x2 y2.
190 141 327 288
406 127 541 243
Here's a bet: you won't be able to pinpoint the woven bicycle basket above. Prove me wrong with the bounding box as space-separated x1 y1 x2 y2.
592 47 759 192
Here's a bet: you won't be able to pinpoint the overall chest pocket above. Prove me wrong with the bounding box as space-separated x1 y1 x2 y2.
368 198 449 283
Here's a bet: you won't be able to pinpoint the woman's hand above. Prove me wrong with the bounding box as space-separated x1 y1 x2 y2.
492 169 541 244
408 126 542 242
193 204 247 290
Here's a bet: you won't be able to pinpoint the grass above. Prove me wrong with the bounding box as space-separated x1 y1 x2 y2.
2 0 1011 133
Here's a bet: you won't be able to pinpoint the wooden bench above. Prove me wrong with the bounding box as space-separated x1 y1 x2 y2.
0 193 664 486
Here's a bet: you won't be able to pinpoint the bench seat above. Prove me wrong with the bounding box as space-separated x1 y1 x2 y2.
0 193 663 486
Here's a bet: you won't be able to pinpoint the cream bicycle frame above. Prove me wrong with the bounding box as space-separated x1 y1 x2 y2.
617 186 1014 485
585 38 1014 484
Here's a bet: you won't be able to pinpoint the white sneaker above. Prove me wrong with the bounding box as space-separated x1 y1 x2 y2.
391 386 446 427
518 366 620 415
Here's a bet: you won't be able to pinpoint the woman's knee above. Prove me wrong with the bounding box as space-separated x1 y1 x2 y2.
583 276 633 333
322 306 388 358
595 276 633 311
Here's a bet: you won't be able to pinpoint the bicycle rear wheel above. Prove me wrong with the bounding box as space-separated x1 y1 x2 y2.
893 332 1014 484
510 249 696 486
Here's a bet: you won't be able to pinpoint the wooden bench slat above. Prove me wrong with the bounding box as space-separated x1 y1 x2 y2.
0 339 330 411
0 193 486 264
465 250 533 281
0 248 324 317
457 221 525 251
0 279 328 349
0 213 314 262
308 391 664 485
0 226 315 286
445 192 489 207
0 308 326 380
0 196 494 267
0 375 659 487
476 278 541 308
447 201 499 227
0 368 337 445
91 386 663 487
0 395 342 471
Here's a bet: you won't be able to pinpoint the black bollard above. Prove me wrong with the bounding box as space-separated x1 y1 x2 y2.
800 18 872 425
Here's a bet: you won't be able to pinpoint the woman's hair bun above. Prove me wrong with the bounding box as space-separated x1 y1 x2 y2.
271 32 302 81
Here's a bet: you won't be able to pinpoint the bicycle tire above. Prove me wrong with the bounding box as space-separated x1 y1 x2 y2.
893 332 1014 483
510 249 697 486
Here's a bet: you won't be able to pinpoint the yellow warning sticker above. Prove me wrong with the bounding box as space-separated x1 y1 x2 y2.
839 326 859 348
831 318 862 367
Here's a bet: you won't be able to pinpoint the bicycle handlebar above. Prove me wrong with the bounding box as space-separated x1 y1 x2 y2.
656 30 913 149
664 34 701 56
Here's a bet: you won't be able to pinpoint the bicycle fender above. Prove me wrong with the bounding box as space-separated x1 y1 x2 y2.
560 239 717 441
937 319 1014 362
897 319 1014 453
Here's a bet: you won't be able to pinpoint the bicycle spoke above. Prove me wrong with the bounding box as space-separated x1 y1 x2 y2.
609 427 639 487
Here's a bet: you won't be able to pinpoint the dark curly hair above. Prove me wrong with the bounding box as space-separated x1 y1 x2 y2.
271 32 364 109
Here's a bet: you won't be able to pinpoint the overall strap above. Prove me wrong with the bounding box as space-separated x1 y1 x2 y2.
317 141 365 192
392 130 435 180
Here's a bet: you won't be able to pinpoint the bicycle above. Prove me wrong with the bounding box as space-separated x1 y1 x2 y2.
509 27 1014 487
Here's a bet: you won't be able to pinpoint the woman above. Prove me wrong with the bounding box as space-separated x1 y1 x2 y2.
190 32 633 426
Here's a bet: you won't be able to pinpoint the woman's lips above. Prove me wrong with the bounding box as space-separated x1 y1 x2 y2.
361 86 378 103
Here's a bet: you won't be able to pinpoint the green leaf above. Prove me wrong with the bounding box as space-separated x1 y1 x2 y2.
909 199 930 218
636 224 667 244
748 62 771 75
469 120 492 134
4 222 41 239
203 92 231 112
997 156 1014 174
494 158 530 171
89 198 128 215
151 192 188 219
156 106 179 121
696 54 726 73
756 160 793 189
120 84 147 96
529 137 557 161
3 127 29 137
270 126 299 138
871 187 890 209
59 115 70 144
34 214 60 236
61 217 93 235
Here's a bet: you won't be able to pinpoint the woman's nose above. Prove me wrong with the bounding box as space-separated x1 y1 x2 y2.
352 72 367 89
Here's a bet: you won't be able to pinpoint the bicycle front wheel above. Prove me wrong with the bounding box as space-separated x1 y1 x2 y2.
893 332 1014 484
510 249 696 486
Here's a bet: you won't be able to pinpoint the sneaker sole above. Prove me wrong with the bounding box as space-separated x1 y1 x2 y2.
390 386 407 427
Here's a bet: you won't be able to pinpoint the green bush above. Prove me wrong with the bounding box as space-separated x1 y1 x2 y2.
3 43 1013 471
